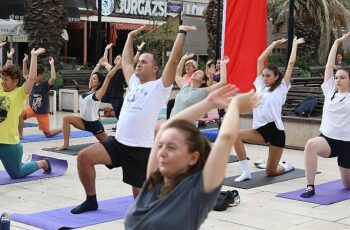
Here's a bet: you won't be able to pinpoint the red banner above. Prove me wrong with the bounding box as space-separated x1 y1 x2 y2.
223 0 267 92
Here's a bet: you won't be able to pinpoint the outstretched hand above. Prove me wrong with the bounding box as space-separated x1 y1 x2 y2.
179 25 197 32
293 36 305 45
137 41 146 51
206 84 239 109
274 38 287 45
128 25 146 38
233 89 260 114
105 43 113 50
0 41 6 49
49 56 54 65
31 48 45 56
23 53 29 63
182 52 194 60
336 32 350 43
7 48 15 58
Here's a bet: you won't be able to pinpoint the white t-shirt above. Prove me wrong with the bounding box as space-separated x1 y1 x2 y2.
116 74 172 147
253 75 289 130
320 77 350 141
79 92 100 121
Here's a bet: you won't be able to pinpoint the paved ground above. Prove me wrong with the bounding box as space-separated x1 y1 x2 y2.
1 111 350 230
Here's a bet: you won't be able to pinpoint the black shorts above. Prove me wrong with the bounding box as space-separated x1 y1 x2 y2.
320 134 350 169
256 122 285 148
82 119 104 135
100 136 151 188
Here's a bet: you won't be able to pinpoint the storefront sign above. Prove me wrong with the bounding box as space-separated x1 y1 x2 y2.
117 0 207 17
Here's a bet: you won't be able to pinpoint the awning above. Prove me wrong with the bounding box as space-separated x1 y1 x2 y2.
114 23 154 31
0 0 80 23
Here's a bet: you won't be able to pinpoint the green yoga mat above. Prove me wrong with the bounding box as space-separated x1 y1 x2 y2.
42 143 95 156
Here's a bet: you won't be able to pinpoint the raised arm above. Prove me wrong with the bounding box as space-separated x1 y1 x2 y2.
207 56 229 93
48 57 57 86
134 41 145 64
325 32 350 81
284 37 305 86
90 57 105 89
102 43 113 71
147 84 239 177
257 38 287 76
122 26 145 85
202 89 260 192
161 25 197 87
94 65 118 100
5 48 15 66
175 52 194 88
22 53 29 80
24 48 45 94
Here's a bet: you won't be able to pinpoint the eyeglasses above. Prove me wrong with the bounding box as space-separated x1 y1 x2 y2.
330 91 349 102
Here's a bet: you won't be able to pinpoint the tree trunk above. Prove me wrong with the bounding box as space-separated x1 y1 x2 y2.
24 0 67 65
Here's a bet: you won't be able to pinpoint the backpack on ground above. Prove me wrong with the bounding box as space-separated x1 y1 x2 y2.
294 95 318 117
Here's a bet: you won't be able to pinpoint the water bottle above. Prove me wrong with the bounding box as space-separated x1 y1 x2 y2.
1 212 10 230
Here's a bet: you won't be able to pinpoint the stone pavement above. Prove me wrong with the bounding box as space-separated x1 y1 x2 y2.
1 111 350 230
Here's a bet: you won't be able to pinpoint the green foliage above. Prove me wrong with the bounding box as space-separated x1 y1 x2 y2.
267 51 285 67
43 70 63 91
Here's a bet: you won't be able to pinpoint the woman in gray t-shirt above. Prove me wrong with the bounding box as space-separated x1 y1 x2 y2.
124 85 260 229
170 53 228 117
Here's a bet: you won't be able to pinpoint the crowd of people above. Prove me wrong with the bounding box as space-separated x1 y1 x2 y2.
0 26 350 229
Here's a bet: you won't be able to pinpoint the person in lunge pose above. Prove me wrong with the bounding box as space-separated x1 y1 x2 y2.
124 85 259 229
300 32 350 198
0 48 51 179
170 52 224 117
18 56 62 138
57 58 118 150
70 25 197 214
233 37 305 182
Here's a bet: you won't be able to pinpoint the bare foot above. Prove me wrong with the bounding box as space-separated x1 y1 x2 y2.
57 145 69 151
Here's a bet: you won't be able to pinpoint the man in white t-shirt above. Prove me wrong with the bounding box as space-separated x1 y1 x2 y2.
71 25 197 214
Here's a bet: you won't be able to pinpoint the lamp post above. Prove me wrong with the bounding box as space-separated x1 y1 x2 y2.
215 0 222 60
285 0 295 68
96 0 102 62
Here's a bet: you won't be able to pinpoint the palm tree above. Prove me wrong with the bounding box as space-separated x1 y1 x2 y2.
269 0 350 64
24 0 67 62
204 0 223 60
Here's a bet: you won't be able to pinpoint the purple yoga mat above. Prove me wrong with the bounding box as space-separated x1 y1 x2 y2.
20 130 93 143
276 180 350 205
11 196 133 230
0 154 68 185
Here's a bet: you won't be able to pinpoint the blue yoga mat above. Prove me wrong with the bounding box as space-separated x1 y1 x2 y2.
200 128 218 142
20 130 93 143
11 196 133 230
276 180 350 205
0 154 68 185
23 122 38 128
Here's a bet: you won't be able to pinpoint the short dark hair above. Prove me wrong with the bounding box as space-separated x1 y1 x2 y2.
0 65 21 86
37 64 45 75
337 68 350 78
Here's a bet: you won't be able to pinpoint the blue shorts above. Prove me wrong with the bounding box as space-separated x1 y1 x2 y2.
320 134 350 169
82 119 104 135
256 122 286 148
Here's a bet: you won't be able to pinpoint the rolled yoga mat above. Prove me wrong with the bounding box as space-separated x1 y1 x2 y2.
223 168 307 189
11 196 133 230
0 154 68 185
276 180 350 205
43 143 95 156
20 130 93 143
